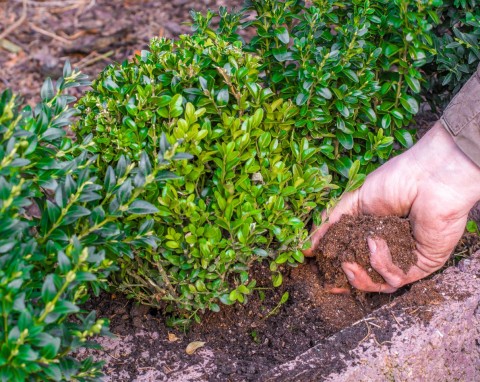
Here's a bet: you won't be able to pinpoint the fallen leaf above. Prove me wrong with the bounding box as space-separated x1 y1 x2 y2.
0 38 22 54
168 333 179 342
186 341 205 355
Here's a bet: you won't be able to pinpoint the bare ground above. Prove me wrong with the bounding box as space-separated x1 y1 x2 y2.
0 0 243 101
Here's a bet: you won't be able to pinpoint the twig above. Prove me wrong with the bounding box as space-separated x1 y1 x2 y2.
0 0 27 41
58 30 89 41
390 311 402 327
29 23 72 45
100 350 126 363
77 50 114 69
357 317 390 347
358 318 372 345
12 0 91 7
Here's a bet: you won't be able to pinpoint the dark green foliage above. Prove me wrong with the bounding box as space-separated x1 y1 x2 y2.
199 0 441 186
425 0 480 108
0 65 160 380
76 35 333 323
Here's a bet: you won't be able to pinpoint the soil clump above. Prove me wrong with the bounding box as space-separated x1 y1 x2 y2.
317 215 417 289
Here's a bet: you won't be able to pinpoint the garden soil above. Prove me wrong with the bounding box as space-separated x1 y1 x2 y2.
0 0 244 101
87 260 401 381
3 1 480 381
317 215 417 288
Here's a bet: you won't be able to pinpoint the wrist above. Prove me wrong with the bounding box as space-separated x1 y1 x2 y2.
410 122 480 207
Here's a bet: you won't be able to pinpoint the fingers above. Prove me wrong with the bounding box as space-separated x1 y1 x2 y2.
303 191 360 257
341 262 399 293
334 237 437 295
368 237 411 288
323 285 351 295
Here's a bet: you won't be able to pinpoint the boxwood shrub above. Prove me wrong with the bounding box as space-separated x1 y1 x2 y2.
195 0 442 184
424 0 480 108
0 65 162 380
76 35 335 322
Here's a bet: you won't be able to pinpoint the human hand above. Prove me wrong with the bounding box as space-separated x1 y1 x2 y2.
306 122 480 293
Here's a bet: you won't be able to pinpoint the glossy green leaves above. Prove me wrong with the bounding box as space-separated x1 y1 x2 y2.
0 64 158 380
76 35 333 321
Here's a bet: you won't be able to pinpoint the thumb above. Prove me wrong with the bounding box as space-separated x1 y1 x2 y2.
303 190 360 257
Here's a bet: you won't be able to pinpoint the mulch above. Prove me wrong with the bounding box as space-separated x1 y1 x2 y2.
0 0 243 102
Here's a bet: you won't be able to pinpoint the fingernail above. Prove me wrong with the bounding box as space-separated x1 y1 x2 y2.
344 268 355 281
368 237 377 254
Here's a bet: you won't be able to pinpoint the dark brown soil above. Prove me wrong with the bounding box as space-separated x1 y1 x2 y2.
317 215 417 288
87 259 400 381
0 0 244 102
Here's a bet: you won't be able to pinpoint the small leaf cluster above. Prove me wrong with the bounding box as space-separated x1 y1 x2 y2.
424 0 480 108
0 64 160 380
76 35 333 322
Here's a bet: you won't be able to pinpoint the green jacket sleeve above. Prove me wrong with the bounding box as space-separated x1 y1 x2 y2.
441 65 480 167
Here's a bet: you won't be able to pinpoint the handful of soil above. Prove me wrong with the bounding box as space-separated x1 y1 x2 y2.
316 215 417 290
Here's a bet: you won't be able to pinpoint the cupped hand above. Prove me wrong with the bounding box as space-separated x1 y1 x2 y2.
305 122 480 293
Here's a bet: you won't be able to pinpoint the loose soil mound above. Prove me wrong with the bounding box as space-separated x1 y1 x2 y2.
87 260 398 381
317 215 417 288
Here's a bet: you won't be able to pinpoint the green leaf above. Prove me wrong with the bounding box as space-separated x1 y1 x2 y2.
63 60 72 77
317 87 332 99
41 275 57 303
128 200 159 215
399 96 419 115
47 200 61 224
466 220 478 234
335 101 350 118
296 93 308 106
272 272 283 287
216 88 230 106
345 174 366 193
335 157 353 178
272 47 292 62
41 78 55 101
53 300 79 315
292 250 304 263
275 27 290 44
383 43 400 57
394 129 414 148
405 75 421 93
275 252 291 264
62 206 91 225
104 167 116 193
344 69 359 83
33 333 61 359
43 364 62 381
57 251 71 273
337 131 353 150
381 114 392 129
252 108 264 128
347 160 360 180
41 128 66 141
157 95 172 108
103 77 119 92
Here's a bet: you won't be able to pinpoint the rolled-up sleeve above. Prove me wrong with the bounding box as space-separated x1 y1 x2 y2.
441 65 480 167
